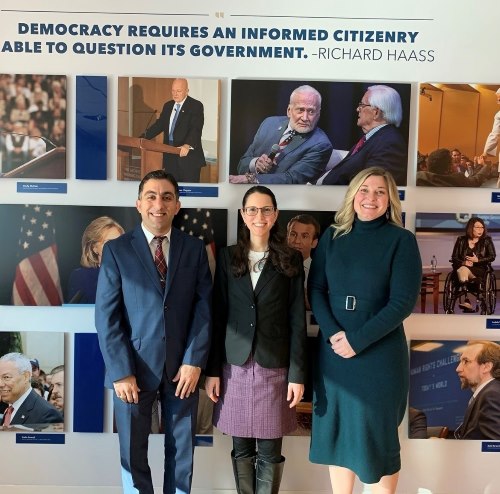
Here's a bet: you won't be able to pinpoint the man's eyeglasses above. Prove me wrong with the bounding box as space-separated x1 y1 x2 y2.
357 102 373 109
243 206 276 216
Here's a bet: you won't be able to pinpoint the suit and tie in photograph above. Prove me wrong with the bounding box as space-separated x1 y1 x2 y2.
0 352 63 430
455 340 500 440
317 85 408 186
231 85 333 184
95 170 212 493
229 80 410 186
143 79 207 183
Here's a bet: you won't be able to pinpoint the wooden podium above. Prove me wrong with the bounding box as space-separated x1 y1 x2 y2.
117 135 181 181
2 147 66 179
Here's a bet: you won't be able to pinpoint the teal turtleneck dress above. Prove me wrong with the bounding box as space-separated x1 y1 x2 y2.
308 215 422 484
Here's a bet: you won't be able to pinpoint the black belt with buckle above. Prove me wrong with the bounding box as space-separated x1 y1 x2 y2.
331 295 383 312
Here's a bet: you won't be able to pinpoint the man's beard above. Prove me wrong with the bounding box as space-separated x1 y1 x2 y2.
460 377 477 390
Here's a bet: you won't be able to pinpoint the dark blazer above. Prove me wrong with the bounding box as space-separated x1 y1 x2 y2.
144 95 206 183
408 407 428 439
5 389 63 428
237 116 333 184
451 235 496 274
458 379 500 440
206 246 307 384
321 124 407 186
95 225 212 390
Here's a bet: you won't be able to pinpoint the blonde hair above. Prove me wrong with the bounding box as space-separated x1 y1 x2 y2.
332 167 403 238
80 216 124 268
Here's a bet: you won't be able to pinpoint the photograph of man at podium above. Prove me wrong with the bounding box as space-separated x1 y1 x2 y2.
0 74 67 179
117 77 219 183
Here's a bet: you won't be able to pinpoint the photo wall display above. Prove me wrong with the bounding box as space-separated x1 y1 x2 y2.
417 82 500 188
0 330 65 432
229 79 411 186
0 73 67 178
0 204 228 306
117 77 220 184
414 212 500 315
409 339 500 440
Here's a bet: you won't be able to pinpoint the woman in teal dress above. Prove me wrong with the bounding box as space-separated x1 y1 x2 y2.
308 167 422 494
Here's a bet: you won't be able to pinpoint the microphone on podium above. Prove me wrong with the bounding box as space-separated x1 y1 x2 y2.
1 131 57 151
140 109 157 138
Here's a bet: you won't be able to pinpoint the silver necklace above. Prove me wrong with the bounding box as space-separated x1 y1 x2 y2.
251 250 269 273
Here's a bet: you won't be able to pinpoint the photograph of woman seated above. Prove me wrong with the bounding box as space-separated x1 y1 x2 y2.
308 167 422 494
205 185 307 494
451 216 497 313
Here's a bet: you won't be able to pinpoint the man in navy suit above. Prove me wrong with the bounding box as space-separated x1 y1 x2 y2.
230 85 333 184
0 352 63 430
95 170 212 493
318 85 408 186
455 340 500 440
144 79 206 183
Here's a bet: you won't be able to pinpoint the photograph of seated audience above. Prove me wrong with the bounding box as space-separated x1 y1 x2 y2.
414 213 500 314
417 83 500 187
228 80 410 185
0 74 67 177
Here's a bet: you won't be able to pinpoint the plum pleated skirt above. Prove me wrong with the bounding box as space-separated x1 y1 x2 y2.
213 355 296 439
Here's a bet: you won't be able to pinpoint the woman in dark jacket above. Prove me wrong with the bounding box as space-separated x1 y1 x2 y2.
451 216 496 311
205 185 307 494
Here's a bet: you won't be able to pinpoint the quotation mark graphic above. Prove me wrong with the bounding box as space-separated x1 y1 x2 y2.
215 12 225 18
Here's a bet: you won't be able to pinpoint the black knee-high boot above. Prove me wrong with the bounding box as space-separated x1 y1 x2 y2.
231 450 256 494
255 456 285 494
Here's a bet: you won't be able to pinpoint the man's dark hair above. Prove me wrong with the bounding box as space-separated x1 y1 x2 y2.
468 340 500 379
427 148 452 174
138 170 179 200
287 214 321 240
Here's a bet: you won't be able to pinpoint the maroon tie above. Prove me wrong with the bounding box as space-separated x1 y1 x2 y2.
351 135 366 155
153 236 167 288
3 405 14 427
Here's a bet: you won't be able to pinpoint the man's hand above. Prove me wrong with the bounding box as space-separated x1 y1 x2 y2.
113 375 140 404
255 154 274 174
179 144 191 157
205 376 220 403
173 364 201 399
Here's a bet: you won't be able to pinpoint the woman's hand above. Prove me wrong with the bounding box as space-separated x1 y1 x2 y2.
287 383 305 408
330 331 356 358
466 254 478 264
205 376 220 403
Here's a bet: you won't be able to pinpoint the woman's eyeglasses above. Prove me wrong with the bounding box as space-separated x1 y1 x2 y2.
243 206 276 216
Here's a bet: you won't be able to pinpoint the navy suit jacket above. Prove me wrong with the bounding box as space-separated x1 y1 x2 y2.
237 116 333 184
144 96 206 182
6 389 63 428
95 225 212 390
321 124 407 186
459 379 500 440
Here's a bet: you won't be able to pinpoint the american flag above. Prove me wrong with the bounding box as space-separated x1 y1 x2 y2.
12 205 63 306
174 208 216 276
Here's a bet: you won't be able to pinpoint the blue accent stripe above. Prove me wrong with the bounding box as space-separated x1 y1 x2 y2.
73 333 105 432
76 76 107 179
